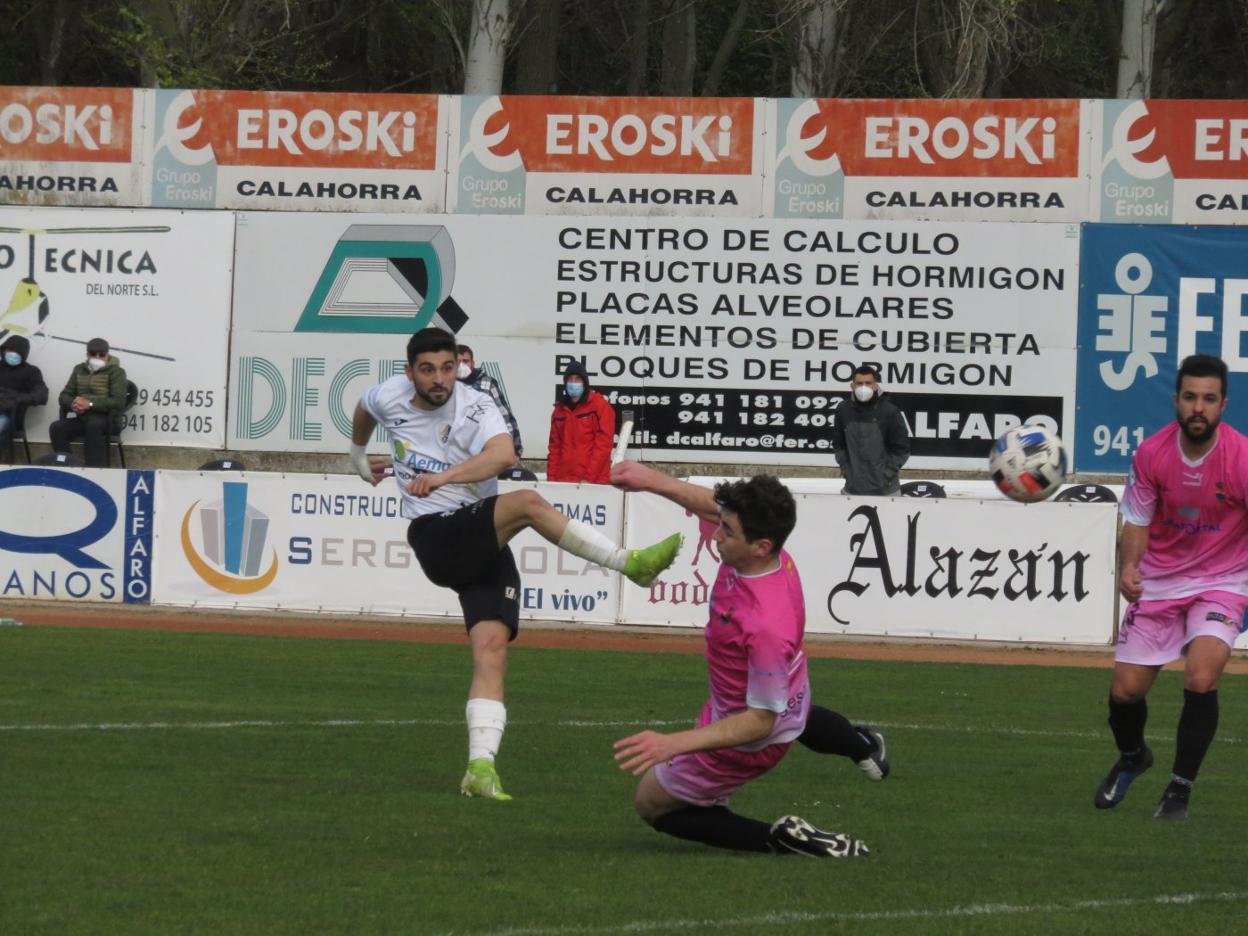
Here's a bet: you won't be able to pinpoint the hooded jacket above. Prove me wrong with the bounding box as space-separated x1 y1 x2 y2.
0 335 49 420
548 361 616 484
831 389 911 495
58 352 128 415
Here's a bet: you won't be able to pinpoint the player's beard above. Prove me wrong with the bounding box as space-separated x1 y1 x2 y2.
1178 411 1219 444
415 382 452 409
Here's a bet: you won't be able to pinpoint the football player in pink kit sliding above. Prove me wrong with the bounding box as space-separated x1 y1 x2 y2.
1095 354 1248 820
610 461 888 857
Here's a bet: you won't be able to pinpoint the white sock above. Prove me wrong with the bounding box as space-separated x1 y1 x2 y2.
558 520 628 571
466 698 507 762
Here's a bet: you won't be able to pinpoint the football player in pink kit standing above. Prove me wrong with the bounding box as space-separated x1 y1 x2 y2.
611 461 887 857
1095 354 1248 820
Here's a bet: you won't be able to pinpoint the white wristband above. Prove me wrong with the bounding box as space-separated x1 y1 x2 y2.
349 444 373 482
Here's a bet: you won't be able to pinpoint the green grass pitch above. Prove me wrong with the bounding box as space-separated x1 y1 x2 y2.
1 626 1245 935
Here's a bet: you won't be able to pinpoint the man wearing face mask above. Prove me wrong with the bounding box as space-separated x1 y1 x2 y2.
0 335 48 459
830 364 911 496
457 344 523 461
548 360 616 484
49 337 128 468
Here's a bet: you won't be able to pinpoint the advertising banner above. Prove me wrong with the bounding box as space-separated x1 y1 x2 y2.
619 486 1118 644
151 470 622 623
1075 224 1248 472
228 211 1078 470
448 95 764 216
0 206 233 447
1092 99 1248 226
143 89 448 212
0 86 143 207
766 98 1087 222
0 466 153 604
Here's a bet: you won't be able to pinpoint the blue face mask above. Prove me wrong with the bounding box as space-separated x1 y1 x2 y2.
3 351 21 367
565 382 585 400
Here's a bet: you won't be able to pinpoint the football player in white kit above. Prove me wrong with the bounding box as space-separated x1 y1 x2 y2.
351 328 682 801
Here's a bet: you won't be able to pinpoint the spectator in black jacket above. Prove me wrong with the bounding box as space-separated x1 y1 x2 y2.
831 365 910 496
0 335 48 457
457 344 523 460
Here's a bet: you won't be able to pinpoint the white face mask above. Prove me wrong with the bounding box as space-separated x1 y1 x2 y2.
853 384 876 403
457 362 472 379
87 357 106 372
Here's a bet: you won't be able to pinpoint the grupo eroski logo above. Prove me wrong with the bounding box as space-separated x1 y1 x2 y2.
0 468 117 567
460 96 524 173
296 224 467 335
775 99 842 178
1103 100 1171 180
1095 252 1168 391
154 89 216 166
180 481 278 593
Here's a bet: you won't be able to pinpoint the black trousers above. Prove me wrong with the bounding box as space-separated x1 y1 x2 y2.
49 411 112 467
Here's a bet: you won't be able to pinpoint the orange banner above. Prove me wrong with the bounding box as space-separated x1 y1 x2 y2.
0 86 133 163
163 90 440 169
486 96 755 174
807 99 1080 178
1116 100 1248 180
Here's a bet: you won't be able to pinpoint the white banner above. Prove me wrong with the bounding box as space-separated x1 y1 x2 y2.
227 211 1078 469
0 465 154 604
620 487 1118 644
0 206 233 447
151 471 622 623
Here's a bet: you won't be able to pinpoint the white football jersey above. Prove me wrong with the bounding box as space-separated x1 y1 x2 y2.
360 375 510 518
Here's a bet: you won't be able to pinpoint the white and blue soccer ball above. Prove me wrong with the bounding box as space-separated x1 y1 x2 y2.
989 424 1068 503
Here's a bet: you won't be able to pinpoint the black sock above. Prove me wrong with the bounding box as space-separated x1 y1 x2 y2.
1172 689 1219 784
797 705 873 761
1107 694 1148 757
652 805 773 853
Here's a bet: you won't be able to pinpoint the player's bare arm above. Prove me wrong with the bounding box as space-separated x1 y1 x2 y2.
1118 521 1149 602
613 707 778 776
349 403 391 486
611 460 719 523
408 432 517 498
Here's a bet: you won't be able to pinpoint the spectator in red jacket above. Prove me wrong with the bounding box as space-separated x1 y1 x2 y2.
548 361 615 484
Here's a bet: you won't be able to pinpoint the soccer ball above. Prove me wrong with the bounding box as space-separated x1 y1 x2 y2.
988 424 1068 503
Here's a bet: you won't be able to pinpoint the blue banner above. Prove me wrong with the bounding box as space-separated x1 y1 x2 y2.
1075 224 1248 472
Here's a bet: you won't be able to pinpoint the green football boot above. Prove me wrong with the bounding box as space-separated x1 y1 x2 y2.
459 758 513 801
623 532 684 588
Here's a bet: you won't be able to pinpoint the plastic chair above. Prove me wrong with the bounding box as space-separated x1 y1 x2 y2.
899 480 947 498
56 380 138 467
198 458 246 471
1054 484 1117 504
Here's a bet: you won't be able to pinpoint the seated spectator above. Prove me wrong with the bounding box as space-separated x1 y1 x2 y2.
457 343 523 460
49 337 128 468
547 361 615 484
0 335 48 459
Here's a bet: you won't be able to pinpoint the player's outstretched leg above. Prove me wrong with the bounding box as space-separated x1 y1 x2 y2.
797 706 891 780
460 758 513 801
1092 745 1153 809
622 532 684 588
854 725 890 781
769 816 869 858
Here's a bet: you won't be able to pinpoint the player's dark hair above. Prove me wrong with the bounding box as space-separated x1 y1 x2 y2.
1176 354 1227 398
853 364 879 380
713 475 797 553
407 327 457 365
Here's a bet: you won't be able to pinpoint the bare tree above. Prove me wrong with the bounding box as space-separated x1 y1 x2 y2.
789 0 849 97
626 0 651 94
702 0 751 95
1116 0 1164 96
514 0 563 93
463 0 513 94
659 0 696 95
915 0 1018 97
